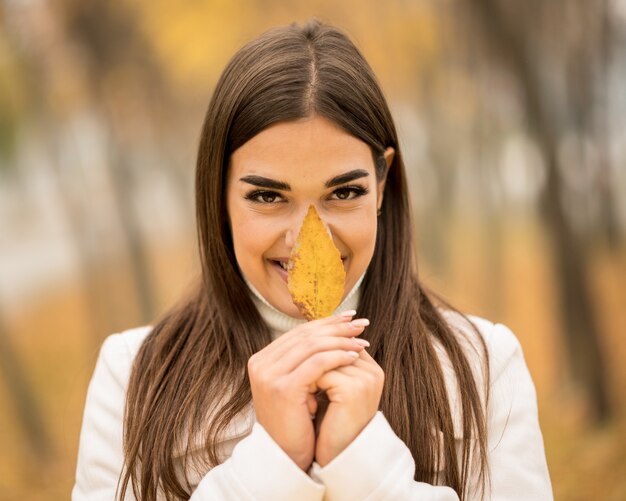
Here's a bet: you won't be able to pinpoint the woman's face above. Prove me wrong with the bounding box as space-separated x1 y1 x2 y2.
225 115 393 318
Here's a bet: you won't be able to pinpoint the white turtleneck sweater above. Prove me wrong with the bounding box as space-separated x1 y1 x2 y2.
72 275 553 500
243 272 365 341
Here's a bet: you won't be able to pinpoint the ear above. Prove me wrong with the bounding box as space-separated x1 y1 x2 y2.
376 146 395 211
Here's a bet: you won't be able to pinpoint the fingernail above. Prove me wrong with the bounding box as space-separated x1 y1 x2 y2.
346 351 360 358
354 338 370 347
351 318 370 327
340 309 357 317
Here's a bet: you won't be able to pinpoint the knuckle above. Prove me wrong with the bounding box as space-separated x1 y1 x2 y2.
310 336 324 346
254 371 269 386
343 340 355 350
348 378 365 392
304 337 317 349
307 350 322 362
297 326 312 338
361 372 379 388
292 324 306 336
311 351 328 365
340 321 354 332
295 338 313 354
268 378 287 394
285 325 304 338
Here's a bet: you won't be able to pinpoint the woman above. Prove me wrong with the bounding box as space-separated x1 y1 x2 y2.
72 19 553 500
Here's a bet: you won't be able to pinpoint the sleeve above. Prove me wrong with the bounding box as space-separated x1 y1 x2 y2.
71 333 326 501
308 412 459 501
307 321 554 501
482 323 553 500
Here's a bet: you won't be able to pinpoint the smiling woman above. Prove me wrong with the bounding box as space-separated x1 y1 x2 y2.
226 116 392 318
72 18 553 501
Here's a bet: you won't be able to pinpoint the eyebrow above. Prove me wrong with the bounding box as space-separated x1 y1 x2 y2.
239 169 370 190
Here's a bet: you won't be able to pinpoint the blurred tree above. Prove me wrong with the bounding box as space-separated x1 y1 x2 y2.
0 314 52 463
62 0 170 326
467 0 612 422
0 23 24 165
4 0 196 342
3 1 142 344
596 0 621 248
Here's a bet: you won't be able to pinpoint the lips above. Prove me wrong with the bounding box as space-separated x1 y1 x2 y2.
268 256 347 283
269 259 289 283
269 257 347 266
275 260 289 271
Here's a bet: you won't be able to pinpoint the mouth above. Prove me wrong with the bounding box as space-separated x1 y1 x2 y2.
268 256 348 283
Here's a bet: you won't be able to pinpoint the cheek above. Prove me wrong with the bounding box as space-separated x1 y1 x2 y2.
342 215 377 259
228 207 274 262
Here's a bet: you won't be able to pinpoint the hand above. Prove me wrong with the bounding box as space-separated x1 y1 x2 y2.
314 346 385 467
247 313 369 471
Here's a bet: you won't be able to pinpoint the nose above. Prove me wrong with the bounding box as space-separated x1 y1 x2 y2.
285 228 296 248
284 204 333 250
284 209 307 250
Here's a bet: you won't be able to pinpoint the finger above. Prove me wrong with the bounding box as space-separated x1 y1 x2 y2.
358 348 376 362
325 363 364 377
268 335 368 375
316 368 352 393
297 310 357 333
354 350 386 378
295 315 366 340
265 319 368 364
317 361 383 396
352 350 385 389
289 349 360 391
260 310 355 352
329 351 382 382
253 314 352 363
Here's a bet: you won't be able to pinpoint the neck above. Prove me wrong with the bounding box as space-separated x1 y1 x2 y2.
244 273 365 340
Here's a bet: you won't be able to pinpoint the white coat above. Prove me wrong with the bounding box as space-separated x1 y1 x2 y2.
72 277 553 500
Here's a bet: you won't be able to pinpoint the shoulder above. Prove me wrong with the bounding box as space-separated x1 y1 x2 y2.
94 325 153 390
438 308 525 381
73 326 154 497
100 324 153 358
433 309 530 434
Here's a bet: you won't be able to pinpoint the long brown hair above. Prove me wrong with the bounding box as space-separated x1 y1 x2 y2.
120 18 490 500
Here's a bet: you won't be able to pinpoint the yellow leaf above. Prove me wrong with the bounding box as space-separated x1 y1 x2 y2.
288 205 346 320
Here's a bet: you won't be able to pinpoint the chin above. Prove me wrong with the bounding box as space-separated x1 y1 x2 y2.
282 303 307 319
265 291 305 319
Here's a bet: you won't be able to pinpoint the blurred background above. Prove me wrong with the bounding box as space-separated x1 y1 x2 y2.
1 0 625 499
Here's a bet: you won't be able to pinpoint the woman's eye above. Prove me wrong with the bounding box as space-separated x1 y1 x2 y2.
331 185 369 200
245 190 283 204
244 185 369 205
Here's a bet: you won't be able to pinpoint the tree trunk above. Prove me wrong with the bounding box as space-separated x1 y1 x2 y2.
0 314 52 462
467 0 612 422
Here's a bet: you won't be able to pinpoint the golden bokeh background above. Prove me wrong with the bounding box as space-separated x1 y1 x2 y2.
1 1 625 499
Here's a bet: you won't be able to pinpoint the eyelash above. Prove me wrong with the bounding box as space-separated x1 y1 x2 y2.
244 185 370 205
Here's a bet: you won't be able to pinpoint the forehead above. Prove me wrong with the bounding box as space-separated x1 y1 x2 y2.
227 116 375 182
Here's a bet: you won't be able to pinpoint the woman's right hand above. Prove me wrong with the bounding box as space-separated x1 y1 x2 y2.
247 311 370 471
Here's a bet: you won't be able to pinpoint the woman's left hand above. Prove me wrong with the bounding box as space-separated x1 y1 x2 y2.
313 347 385 467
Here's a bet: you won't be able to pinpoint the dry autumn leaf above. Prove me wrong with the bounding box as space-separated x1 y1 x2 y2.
287 205 346 320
